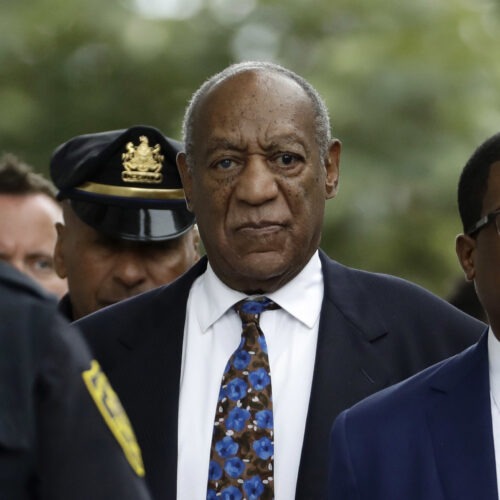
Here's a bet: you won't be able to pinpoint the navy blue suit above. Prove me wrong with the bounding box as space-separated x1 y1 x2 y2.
328 330 496 500
76 251 484 499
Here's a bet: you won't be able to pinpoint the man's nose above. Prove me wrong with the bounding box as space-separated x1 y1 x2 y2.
112 252 148 288
234 156 279 205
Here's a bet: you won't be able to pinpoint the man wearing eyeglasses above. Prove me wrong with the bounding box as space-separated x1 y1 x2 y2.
328 132 500 500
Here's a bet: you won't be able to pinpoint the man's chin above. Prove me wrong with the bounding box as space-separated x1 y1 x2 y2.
240 250 286 270
221 252 295 292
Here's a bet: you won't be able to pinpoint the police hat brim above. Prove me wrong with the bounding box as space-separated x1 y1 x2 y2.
71 199 195 242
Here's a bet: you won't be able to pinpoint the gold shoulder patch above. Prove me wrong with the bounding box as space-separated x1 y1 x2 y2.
82 360 145 477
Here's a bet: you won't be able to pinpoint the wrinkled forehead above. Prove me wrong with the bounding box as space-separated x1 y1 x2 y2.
193 71 315 144
204 70 308 113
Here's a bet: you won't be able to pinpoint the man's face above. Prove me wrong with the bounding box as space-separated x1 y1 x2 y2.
178 70 340 293
0 193 67 297
457 161 500 333
54 204 200 320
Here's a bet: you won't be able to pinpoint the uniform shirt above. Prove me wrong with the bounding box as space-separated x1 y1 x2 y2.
0 262 151 500
488 327 500 500
177 251 323 499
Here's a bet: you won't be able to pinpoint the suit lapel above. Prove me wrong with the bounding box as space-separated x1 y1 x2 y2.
296 252 394 499
426 333 497 500
111 258 208 499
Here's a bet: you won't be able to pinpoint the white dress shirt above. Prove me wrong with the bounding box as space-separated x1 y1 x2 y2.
177 251 323 499
488 327 500 500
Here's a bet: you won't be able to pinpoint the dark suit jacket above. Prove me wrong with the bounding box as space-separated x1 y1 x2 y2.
328 329 496 500
76 251 485 500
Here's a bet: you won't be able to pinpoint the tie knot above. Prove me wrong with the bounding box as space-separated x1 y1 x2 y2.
234 297 279 325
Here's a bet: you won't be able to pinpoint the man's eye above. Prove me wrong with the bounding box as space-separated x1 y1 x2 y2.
275 153 300 167
217 158 234 170
31 257 55 274
281 154 295 165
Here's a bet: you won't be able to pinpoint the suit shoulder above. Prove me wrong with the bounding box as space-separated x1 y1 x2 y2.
75 275 191 367
321 254 485 332
328 258 442 296
75 285 166 340
76 256 206 337
344 341 477 420
322 252 447 297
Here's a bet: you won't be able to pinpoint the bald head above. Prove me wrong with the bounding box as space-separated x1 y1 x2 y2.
181 62 332 167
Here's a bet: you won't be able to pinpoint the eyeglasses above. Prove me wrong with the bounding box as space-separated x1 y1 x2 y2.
466 209 500 236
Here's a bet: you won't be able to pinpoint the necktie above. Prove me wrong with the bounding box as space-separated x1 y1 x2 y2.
207 297 280 500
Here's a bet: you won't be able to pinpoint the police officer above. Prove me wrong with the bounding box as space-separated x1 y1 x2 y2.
50 125 200 320
0 261 151 499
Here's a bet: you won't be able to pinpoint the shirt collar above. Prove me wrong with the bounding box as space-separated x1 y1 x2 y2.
196 251 324 332
488 327 500 401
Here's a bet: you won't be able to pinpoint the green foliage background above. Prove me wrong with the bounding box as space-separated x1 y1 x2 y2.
2 0 500 297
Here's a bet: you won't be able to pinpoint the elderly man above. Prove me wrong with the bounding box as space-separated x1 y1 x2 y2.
328 132 500 500
76 62 484 500
50 125 200 320
0 154 67 297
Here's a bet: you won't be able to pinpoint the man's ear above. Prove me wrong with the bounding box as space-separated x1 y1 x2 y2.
177 151 194 212
325 139 341 200
456 233 476 281
191 224 202 262
53 222 68 279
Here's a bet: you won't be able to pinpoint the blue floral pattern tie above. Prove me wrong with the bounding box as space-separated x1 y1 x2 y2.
207 297 280 500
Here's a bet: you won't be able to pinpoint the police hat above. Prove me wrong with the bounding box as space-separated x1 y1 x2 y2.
50 125 194 242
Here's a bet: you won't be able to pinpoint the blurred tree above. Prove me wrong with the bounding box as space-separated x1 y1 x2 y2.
1 0 499 296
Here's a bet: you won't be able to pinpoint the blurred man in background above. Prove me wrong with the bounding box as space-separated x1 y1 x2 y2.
0 154 67 297
0 260 151 500
50 125 200 321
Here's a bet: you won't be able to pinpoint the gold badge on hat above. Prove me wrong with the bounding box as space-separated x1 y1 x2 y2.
121 135 164 184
